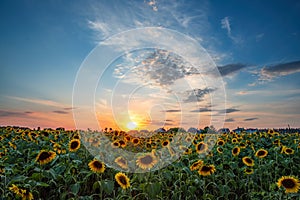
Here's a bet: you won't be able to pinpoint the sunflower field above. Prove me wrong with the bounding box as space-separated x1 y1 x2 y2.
0 126 299 199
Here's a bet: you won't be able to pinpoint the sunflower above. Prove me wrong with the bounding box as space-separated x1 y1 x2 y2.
88 159 105 173
273 139 281 146
198 164 216 176
119 140 127 148
217 147 223 154
244 167 254 175
131 138 140 146
231 138 238 143
115 172 130 189
183 147 192 155
0 166 5 174
255 149 268 158
111 141 120 148
36 150 56 165
217 139 225 146
20 189 34 200
8 142 17 150
162 140 170 147
284 147 295 155
9 184 21 195
242 156 254 167
232 146 240 156
69 139 80 152
239 142 247 148
196 142 208 154
277 176 300 193
136 153 158 170
115 156 128 170
190 160 203 171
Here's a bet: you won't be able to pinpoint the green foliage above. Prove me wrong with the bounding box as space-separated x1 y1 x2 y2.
0 127 299 199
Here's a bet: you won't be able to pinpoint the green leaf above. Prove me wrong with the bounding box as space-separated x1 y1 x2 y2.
101 180 114 195
30 173 42 180
36 182 50 187
71 182 80 195
146 182 161 199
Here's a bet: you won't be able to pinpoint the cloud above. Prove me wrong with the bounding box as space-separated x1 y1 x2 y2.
184 88 215 103
114 49 202 87
219 108 240 114
190 107 212 112
163 109 181 113
165 119 174 122
236 91 248 95
259 60 300 81
53 110 69 114
0 110 31 118
64 107 77 110
225 118 235 122
146 0 158 11
221 16 242 44
7 96 67 108
244 118 258 121
221 17 231 35
217 63 248 76
256 33 264 42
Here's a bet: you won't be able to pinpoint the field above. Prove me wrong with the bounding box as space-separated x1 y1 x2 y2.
0 126 299 199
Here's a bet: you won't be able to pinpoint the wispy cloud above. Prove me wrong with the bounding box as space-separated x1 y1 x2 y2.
0 110 32 118
259 60 300 81
221 16 242 44
190 107 212 113
256 33 264 42
7 96 68 108
183 88 215 103
163 109 181 113
217 63 248 76
244 117 258 121
225 118 235 122
219 108 240 114
146 0 158 11
221 17 231 36
53 110 69 114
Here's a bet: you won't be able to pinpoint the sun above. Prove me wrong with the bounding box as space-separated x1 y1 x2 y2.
127 121 137 130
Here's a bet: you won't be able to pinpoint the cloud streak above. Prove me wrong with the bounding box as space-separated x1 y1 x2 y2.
244 118 258 121
259 60 300 81
7 96 67 108
221 17 231 36
217 63 248 76
0 110 31 118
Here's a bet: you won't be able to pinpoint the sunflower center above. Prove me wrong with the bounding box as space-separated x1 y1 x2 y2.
285 149 292 153
201 166 210 172
282 179 296 188
162 141 168 146
233 148 238 154
38 152 50 160
133 139 139 143
257 151 265 156
119 158 126 165
245 158 252 164
119 176 127 185
140 155 153 164
71 141 79 149
93 161 103 169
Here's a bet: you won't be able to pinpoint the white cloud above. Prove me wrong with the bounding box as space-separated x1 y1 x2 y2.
221 17 231 35
221 16 243 44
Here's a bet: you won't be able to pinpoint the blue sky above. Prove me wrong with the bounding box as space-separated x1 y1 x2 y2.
0 0 300 130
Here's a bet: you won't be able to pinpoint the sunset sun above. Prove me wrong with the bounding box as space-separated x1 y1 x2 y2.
127 121 137 130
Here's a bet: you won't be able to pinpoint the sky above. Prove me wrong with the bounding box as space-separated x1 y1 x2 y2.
0 0 300 131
